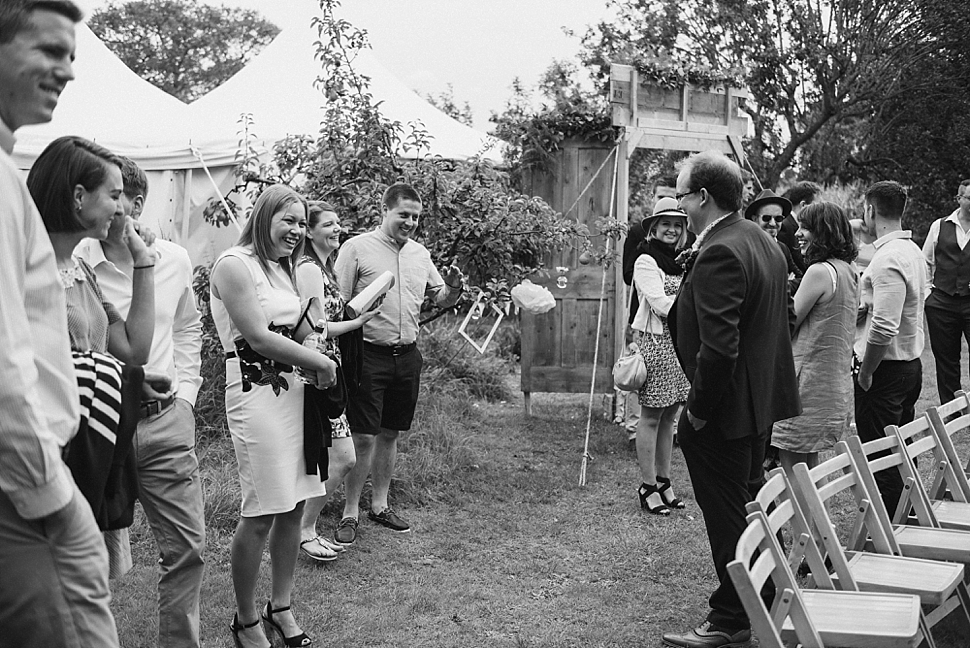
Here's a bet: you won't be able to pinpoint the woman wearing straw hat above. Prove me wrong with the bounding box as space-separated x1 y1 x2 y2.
631 197 691 515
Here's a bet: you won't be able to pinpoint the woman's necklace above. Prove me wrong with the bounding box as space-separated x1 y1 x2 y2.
58 257 85 289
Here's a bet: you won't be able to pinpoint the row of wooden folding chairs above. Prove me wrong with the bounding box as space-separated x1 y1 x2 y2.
727 390 970 647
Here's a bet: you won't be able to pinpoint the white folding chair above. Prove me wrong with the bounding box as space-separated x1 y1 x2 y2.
926 390 970 500
728 511 923 648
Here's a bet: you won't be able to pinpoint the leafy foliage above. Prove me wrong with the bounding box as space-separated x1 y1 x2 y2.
858 0 970 238
490 60 614 183
425 84 475 126
89 0 279 102
205 0 589 313
578 0 934 187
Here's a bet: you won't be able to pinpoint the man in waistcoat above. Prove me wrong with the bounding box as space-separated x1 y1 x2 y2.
923 179 970 404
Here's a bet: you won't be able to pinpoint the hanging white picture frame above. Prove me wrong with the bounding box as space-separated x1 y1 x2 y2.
458 291 505 354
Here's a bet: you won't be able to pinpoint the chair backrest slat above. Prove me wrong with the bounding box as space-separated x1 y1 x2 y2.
749 468 841 589
747 468 836 589
728 512 826 648
800 441 902 555
926 404 970 502
845 433 939 534
936 390 970 420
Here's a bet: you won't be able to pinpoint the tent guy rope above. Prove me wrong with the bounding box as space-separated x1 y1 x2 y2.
189 142 243 234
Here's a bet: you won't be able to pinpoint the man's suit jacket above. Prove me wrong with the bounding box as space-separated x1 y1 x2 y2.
670 214 800 440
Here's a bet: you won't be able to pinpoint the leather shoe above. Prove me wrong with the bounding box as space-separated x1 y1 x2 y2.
662 621 752 648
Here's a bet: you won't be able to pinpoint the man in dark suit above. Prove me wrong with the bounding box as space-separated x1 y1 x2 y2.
662 151 800 648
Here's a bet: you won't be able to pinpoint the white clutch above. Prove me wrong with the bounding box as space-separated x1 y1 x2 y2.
347 271 395 317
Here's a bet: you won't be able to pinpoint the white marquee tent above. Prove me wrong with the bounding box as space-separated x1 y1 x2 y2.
14 8 504 265
186 1 503 164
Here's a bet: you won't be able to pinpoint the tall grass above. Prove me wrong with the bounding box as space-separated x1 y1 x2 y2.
419 318 516 403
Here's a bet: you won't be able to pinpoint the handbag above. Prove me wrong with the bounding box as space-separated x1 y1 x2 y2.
613 344 647 391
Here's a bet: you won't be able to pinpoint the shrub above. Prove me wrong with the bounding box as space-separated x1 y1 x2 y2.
192 264 228 445
817 181 867 220
418 319 515 403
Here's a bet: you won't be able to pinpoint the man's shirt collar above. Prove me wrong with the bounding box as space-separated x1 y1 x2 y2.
872 229 912 249
0 119 16 155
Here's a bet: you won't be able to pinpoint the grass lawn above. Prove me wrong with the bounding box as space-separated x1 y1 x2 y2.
109 345 970 647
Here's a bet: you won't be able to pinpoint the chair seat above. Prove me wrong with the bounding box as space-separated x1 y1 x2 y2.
931 500 970 531
839 552 964 605
895 524 970 563
782 590 922 648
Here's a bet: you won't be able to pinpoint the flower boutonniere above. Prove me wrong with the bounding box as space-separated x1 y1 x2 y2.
677 247 699 273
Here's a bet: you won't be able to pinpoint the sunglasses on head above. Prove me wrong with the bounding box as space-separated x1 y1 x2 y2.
760 214 786 224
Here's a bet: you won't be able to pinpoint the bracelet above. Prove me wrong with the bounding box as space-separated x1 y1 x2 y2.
133 264 155 270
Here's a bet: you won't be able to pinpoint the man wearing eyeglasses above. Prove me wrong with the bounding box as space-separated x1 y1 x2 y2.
663 151 799 648
922 179 970 404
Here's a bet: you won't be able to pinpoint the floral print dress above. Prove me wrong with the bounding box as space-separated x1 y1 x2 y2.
211 247 326 517
300 256 352 439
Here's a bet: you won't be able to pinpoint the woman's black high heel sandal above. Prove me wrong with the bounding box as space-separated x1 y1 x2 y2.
638 483 671 516
657 476 686 509
230 613 266 648
262 601 312 647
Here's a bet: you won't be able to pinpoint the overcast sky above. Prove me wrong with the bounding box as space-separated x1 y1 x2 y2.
76 0 614 131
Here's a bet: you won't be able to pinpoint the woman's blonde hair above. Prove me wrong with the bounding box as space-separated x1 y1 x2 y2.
238 184 308 288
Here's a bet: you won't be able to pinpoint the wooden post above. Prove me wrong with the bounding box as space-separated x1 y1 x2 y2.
521 310 534 415
613 130 631 420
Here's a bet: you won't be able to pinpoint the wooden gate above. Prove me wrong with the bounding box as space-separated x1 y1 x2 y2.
518 66 749 415
519 139 621 414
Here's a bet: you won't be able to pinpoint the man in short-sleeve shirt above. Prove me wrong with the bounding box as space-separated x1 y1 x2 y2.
332 183 460 542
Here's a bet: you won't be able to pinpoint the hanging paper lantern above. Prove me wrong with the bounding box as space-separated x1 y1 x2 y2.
510 279 557 314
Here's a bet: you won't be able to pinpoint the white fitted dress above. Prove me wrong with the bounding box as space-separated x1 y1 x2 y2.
211 247 325 517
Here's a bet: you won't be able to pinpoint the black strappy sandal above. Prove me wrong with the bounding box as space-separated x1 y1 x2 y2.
657 476 686 509
638 483 671 516
230 613 266 648
262 601 312 647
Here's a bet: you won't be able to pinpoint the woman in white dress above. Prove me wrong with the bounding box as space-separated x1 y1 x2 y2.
210 185 337 648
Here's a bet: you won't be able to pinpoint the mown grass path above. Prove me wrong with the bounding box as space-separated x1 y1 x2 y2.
111 374 969 647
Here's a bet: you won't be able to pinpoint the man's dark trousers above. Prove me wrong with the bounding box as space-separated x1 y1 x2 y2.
853 358 922 519
678 411 768 631
924 289 970 404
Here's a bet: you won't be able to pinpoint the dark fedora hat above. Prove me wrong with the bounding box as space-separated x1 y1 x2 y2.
744 189 792 220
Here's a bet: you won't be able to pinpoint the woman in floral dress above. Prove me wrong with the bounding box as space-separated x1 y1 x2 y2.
297 202 379 560
631 197 691 515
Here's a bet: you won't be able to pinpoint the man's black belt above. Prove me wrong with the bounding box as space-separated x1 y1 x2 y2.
140 396 175 419
364 341 416 357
